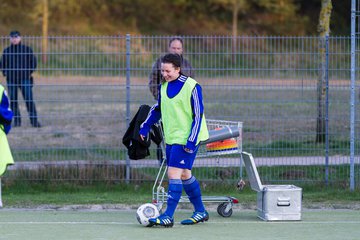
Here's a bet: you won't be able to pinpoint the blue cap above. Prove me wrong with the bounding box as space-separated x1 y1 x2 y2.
9 30 21 37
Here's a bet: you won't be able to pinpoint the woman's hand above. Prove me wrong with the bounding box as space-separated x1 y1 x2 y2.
140 134 145 141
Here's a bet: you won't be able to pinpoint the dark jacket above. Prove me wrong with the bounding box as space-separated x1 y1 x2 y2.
123 105 163 160
1 43 37 82
148 55 193 100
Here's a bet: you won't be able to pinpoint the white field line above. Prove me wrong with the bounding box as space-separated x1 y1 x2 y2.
1 221 360 225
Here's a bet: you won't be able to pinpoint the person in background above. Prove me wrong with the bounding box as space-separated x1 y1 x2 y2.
148 36 194 100
140 53 209 227
0 83 12 134
0 83 14 177
1 30 41 128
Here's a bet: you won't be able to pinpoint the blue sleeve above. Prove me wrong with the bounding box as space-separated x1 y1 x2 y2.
185 84 204 151
139 95 162 136
0 89 13 134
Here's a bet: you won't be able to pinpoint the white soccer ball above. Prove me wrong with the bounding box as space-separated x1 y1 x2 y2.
136 203 160 226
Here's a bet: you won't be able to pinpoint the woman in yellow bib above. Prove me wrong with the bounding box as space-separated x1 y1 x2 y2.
0 83 14 176
140 53 209 227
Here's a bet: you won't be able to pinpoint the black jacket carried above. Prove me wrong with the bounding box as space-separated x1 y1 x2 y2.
122 105 163 160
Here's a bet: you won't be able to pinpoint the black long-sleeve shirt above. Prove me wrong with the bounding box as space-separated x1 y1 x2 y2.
1 43 37 81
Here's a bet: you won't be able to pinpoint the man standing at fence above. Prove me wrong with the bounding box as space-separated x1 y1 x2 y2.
1 30 41 128
148 36 194 100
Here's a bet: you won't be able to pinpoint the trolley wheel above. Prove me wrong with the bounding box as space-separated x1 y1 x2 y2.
217 202 233 217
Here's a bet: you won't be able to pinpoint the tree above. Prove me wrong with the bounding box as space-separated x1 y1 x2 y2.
210 0 245 35
316 0 332 143
210 0 247 63
42 0 48 63
232 0 239 63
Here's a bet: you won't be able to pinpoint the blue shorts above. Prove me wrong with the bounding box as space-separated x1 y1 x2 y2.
166 144 199 170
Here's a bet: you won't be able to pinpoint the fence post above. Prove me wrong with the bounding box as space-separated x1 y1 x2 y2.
325 35 329 186
350 0 356 191
125 34 131 183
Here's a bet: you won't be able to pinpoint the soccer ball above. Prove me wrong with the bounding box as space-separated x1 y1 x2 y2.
136 203 160 226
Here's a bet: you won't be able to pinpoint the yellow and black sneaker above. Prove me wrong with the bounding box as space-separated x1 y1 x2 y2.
147 214 174 227
180 211 209 225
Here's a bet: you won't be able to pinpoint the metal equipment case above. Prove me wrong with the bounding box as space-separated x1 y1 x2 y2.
242 152 302 221
257 185 302 221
